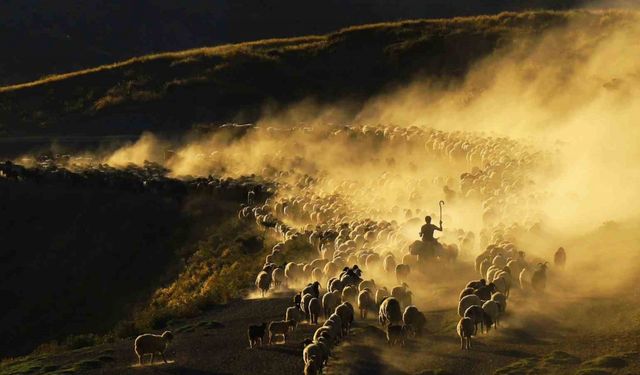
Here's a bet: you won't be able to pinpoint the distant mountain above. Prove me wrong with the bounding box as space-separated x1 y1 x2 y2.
0 0 584 85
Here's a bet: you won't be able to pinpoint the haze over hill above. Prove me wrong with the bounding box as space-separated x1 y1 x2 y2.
0 0 589 85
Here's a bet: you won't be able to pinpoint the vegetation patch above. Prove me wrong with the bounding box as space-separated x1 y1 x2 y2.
543 351 581 366
494 357 540 375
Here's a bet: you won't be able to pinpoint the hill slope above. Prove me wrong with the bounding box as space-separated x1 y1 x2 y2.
0 0 584 85
2 10 634 139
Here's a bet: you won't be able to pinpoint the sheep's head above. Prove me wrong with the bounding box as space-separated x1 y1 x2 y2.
302 338 313 347
480 278 486 285
161 331 174 342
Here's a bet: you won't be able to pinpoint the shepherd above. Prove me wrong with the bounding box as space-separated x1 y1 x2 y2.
419 200 444 243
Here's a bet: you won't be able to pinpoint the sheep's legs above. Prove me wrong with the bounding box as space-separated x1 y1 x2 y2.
161 352 168 364
150 353 154 365
460 337 464 349
137 354 142 366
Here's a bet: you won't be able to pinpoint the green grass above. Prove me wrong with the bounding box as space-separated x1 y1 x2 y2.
1 10 637 137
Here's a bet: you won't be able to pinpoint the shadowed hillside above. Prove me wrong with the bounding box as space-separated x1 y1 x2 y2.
2 10 636 139
0 0 585 85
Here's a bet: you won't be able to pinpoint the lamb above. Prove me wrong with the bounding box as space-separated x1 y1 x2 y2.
357 288 375 319
457 317 474 350
395 264 411 283
375 287 389 305
255 271 271 297
378 297 403 326
322 290 341 319
268 320 296 344
482 300 500 330
402 305 426 337
285 306 303 329
247 323 267 348
458 294 482 317
134 331 174 365
386 325 407 346
309 297 322 324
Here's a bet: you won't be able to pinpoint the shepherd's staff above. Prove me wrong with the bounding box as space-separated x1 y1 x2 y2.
439 200 445 226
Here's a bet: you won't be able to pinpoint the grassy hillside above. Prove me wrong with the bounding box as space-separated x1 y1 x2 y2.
1 10 632 139
0 162 270 358
0 0 584 85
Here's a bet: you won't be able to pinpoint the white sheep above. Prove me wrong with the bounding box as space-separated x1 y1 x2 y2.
402 306 426 337
457 317 474 350
378 297 403 326
391 283 413 309
301 293 314 321
375 287 389 305
458 294 482 317
303 343 323 374
309 297 322 324
134 331 174 365
358 279 377 293
255 271 271 297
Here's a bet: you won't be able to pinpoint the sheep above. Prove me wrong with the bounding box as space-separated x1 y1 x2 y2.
482 300 500 330
255 271 271 297
285 306 303 329
268 320 296 344
519 267 531 290
335 302 354 335
309 297 322 324
324 313 343 340
357 289 375 319
474 283 496 301
303 343 324 374
463 305 485 334
375 287 389 306
459 287 475 300
554 247 566 268
491 292 507 313
402 306 426 337
458 294 482 317
358 279 377 293
531 263 548 292
391 283 413 309
383 254 397 274
466 279 486 289
313 326 335 343
272 267 285 288
303 281 321 298
379 297 403 326
341 285 358 304
479 258 491 279
314 336 332 365
293 293 302 308
386 325 407 346
322 290 341 319
457 317 474 350
134 331 174 365
301 293 314 321
247 323 267 348
329 278 345 292
395 264 411 283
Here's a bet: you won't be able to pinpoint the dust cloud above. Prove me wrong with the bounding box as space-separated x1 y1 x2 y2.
92 10 640 301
